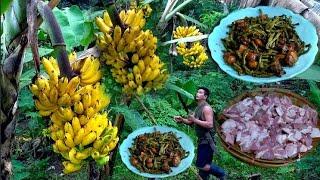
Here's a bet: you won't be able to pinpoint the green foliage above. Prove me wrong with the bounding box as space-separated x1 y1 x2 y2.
295 144 320 179
308 81 320 110
17 87 46 138
40 5 95 51
12 158 49 180
111 105 147 130
0 0 13 15
200 11 225 31
165 83 194 100
141 95 185 126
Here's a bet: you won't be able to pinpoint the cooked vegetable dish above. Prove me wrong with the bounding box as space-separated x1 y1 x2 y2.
129 131 188 174
222 10 310 77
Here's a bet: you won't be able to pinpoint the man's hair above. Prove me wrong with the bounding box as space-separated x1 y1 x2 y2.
198 87 210 99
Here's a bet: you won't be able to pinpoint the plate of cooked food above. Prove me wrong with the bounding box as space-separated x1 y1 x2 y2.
119 126 195 178
217 88 320 167
208 6 318 83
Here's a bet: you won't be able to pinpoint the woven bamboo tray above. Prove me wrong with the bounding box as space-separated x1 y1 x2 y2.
216 88 320 167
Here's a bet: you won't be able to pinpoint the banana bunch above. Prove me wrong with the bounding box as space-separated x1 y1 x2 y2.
50 113 119 174
30 55 119 174
173 26 202 39
129 1 152 17
96 6 169 96
173 26 208 68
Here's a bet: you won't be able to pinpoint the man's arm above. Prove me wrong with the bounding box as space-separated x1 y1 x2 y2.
188 106 213 128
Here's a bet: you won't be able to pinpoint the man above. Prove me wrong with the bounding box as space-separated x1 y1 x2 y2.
174 87 226 180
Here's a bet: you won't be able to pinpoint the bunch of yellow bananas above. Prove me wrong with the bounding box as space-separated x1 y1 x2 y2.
95 6 168 96
29 54 119 174
173 26 208 68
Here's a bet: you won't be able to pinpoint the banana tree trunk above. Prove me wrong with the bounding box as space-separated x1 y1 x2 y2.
0 38 27 180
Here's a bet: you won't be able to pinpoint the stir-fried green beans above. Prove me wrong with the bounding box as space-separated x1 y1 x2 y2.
129 131 188 174
222 10 310 77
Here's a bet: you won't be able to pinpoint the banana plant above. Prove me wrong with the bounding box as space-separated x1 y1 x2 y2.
0 0 59 179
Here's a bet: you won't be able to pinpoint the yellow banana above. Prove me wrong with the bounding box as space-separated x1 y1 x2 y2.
147 68 160 81
82 93 92 109
127 73 134 81
128 80 137 89
51 132 58 141
66 76 80 95
80 71 102 86
39 110 53 117
29 84 39 96
58 77 69 96
135 74 142 85
85 107 96 118
95 17 111 34
132 65 140 76
57 94 72 106
80 59 100 80
80 57 92 73
81 132 97 146
42 58 58 79
75 147 92 160
35 100 56 111
79 115 89 126
142 67 152 81
65 133 75 148
72 117 81 134
56 140 70 152
62 161 81 174
64 122 74 137
49 86 58 104
71 93 81 103
107 137 119 151
49 57 60 74
103 11 113 27
113 26 122 45
74 128 85 145
137 60 145 73
117 38 126 52
125 9 135 25
74 102 84 114
93 138 104 150
69 148 82 164
62 107 74 122
56 130 65 140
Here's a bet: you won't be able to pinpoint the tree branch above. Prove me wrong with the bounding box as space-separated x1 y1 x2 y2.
37 0 74 79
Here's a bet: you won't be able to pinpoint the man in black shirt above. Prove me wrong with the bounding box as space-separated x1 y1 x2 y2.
174 87 226 180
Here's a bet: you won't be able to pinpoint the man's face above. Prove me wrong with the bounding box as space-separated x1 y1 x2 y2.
195 89 207 101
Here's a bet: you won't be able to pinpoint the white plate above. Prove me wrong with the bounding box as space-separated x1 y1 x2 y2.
119 126 195 178
208 6 319 83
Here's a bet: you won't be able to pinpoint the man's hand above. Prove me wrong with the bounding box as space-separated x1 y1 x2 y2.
174 116 193 125
174 116 184 123
188 113 196 122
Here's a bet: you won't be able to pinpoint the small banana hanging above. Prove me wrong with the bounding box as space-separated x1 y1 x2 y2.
30 53 119 174
173 26 208 68
95 4 169 96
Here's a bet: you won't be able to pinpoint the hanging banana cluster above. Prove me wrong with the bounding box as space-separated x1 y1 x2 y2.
29 54 119 174
95 6 169 96
129 1 152 17
173 26 208 68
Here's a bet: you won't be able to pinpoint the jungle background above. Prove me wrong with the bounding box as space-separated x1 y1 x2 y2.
1 0 320 179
